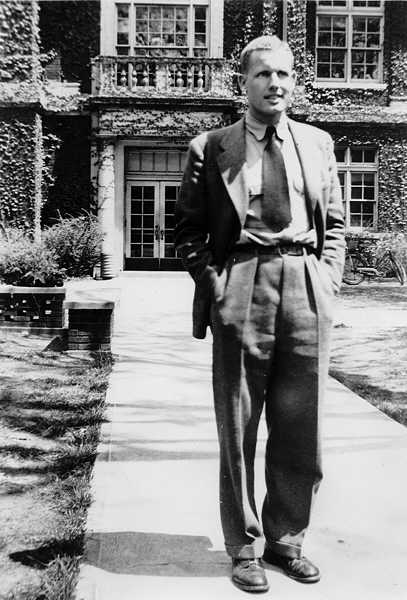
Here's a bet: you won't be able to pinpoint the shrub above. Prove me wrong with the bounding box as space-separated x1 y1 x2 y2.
43 213 102 278
0 228 65 287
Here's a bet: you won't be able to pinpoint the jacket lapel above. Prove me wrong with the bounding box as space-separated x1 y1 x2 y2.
288 118 320 213
216 118 249 227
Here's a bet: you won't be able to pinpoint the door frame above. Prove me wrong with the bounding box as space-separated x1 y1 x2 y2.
124 175 184 271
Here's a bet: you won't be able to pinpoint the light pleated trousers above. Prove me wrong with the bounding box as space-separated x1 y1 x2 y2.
210 248 334 559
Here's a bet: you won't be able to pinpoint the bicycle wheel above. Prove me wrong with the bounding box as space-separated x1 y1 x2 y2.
389 253 406 285
342 253 364 285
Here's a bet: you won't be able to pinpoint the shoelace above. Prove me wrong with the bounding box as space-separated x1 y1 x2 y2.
237 559 261 570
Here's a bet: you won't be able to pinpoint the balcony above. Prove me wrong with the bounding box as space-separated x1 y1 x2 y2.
91 56 235 98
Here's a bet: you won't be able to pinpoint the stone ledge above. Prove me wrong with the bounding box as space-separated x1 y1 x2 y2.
0 285 66 295
64 300 115 311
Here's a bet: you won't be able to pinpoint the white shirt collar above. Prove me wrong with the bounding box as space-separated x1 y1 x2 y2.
245 111 289 142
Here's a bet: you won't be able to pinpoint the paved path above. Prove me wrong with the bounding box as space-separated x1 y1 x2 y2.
74 274 407 600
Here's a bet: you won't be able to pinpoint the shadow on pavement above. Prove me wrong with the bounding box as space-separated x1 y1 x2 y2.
84 531 229 577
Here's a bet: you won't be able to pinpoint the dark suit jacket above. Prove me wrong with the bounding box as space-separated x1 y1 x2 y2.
174 116 345 339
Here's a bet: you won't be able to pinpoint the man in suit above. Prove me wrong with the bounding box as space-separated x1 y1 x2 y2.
174 35 345 593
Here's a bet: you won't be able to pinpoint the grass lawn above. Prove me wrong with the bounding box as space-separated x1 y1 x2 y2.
330 283 407 427
0 334 112 600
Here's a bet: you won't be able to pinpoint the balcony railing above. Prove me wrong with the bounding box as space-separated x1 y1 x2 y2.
92 56 235 98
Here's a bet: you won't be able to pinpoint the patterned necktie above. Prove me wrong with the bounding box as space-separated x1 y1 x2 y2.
262 125 292 232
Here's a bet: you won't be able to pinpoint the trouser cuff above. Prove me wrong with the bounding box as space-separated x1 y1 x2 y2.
225 537 265 559
265 540 302 559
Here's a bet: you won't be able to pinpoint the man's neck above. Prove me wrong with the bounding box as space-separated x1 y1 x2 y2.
247 109 286 128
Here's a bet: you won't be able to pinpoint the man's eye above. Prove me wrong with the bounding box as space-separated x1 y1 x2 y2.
257 71 269 77
278 71 288 78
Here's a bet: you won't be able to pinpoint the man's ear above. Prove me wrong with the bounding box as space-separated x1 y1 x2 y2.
291 69 297 85
238 73 247 94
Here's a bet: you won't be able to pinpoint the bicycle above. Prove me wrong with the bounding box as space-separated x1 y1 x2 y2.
342 242 406 286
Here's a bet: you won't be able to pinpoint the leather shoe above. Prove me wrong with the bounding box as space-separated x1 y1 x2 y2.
262 548 320 583
231 558 269 593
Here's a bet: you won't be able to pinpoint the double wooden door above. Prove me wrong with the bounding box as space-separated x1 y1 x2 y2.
125 180 183 270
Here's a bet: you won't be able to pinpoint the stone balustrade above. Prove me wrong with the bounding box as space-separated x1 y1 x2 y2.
92 56 235 97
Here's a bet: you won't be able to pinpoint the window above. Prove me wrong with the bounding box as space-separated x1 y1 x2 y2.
335 146 378 229
115 3 208 57
316 0 384 82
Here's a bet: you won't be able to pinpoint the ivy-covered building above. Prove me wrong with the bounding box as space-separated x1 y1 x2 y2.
1 0 406 276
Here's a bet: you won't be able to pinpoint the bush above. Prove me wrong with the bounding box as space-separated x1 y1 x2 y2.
43 213 102 278
0 228 65 287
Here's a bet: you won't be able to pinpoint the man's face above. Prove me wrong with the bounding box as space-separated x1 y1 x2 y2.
239 49 296 124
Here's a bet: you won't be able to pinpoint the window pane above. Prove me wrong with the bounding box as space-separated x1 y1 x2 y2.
364 186 375 199
195 21 206 34
333 17 346 31
131 215 142 228
351 172 363 185
362 202 374 215
195 6 206 19
351 148 363 162
351 187 363 199
165 186 177 200
143 232 154 244
318 32 332 47
350 201 362 213
361 215 374 227
136 6 148 19
335 147 346 162
176 20 188 32
353 17 366 33
350 215 361 227
364 173 375 185
367 17 380 32
117 4 129 18
131 186 143 199
165 215 174 229
143 215 154 228
143 200 154 214
319 0 347 5
332 64 345 78
131 230 141 243
143 186 155 200
353 1 381 6
367 34 380 48
317 64 330 78
163 7 174 19
150 6 161 19
131 200 142 212
176 7 187 19
136 20 147 32
364 149 376 163
117 33 129 45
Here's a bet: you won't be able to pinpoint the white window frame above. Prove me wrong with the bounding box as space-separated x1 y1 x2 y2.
100 0 223 58
315 0 384 86
336 145 378 231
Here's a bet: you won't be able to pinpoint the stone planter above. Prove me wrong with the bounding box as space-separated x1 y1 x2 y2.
0 285 66 331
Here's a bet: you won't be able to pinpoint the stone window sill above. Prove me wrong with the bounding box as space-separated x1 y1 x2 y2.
313 82 387 91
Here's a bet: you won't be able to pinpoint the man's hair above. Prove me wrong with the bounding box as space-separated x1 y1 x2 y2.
240 35 294 73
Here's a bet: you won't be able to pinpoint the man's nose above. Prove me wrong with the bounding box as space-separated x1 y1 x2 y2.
269 72 280 87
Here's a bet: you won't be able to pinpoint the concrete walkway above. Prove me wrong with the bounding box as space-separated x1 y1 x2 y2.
74 273 407 600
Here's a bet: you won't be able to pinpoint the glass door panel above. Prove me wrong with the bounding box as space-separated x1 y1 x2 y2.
160 182 180 259
126 182 160 266
125 180 183 270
